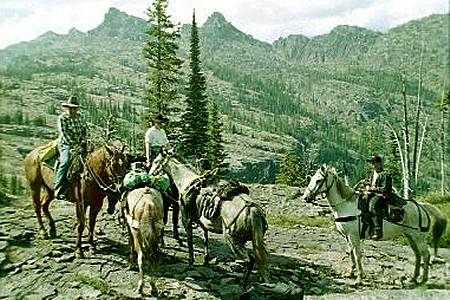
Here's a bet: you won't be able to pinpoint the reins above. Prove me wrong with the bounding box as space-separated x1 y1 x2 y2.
79 147 121 193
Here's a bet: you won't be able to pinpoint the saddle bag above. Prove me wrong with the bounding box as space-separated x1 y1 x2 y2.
387 205 405 223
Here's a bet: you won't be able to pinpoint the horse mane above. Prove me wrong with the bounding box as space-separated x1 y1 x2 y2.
334 172 355 200
86 146 108 172
168 157 201 193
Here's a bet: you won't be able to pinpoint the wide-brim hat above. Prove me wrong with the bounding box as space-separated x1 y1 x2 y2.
62 95 80 108
153 113 167 123
367 155 382 163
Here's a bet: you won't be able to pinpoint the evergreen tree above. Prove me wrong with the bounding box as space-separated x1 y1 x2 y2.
143 0 182 116
180 10 209 158
366 122 383 156
207 100 226 169
276 153 307 187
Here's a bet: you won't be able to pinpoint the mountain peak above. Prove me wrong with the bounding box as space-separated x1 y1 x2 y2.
105 7 127 20
88 7 147 41
68 28 85 37
203 12 229 28
329 25 380 37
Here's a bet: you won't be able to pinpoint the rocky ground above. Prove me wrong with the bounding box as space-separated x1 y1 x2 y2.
0 184 449 299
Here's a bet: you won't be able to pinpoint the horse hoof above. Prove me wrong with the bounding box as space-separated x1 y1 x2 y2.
150 286 158 296
344 272 356 279
75 250 85 259
407 279 418 287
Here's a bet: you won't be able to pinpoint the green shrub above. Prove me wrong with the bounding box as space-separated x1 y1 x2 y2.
74 272 110 294
268 214 333 229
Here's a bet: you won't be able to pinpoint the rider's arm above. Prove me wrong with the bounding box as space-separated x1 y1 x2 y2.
371 173 392 194
161 129 169 150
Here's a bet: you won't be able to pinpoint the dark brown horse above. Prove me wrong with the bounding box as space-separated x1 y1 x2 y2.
24 142 128 257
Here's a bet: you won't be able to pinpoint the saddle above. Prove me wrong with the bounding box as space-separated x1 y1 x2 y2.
38 139 59 170
358 194 407 239
202 181 250 221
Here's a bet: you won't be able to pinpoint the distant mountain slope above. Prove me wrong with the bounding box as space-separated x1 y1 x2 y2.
0 8 448 187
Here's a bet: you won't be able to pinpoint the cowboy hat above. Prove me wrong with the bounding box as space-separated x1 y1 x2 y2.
366 155 382 163
62 95 80 108
153 113 167 123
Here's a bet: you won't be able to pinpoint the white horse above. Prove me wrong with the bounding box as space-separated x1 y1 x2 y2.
150 152 268 286
301 165 447 285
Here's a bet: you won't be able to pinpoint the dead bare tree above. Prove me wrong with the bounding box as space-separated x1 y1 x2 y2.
439 89 450 194
400 73 412 199
412 43 424 185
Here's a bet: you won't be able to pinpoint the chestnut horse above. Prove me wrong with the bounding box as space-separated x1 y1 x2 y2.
24 142 128 257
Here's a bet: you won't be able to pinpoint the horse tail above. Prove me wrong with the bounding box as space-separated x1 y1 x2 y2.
421 202 448 256
249 206 268 282
140 198 162 272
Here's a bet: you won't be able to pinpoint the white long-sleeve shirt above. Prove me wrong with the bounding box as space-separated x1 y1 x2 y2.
145 126 168 147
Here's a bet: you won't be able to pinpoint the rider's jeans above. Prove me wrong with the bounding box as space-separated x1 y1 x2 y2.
54 143 71 192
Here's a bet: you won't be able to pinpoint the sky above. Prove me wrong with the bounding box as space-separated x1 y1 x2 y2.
0 0 448 49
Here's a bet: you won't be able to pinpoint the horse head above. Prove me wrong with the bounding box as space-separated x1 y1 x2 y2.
103 143 129 214
149 149 172 175
302 164 335 203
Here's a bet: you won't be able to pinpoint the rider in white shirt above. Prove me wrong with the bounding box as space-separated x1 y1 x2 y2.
145 114 169 168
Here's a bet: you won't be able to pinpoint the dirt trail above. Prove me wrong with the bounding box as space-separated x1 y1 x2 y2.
0 185 449 299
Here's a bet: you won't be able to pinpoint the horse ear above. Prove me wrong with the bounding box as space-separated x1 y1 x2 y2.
105 144 114 156
320 164 326 172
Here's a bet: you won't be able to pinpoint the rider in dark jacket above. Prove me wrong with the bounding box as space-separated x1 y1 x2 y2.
364 155 392 240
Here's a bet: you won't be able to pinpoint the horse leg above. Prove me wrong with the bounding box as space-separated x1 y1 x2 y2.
134 233 145 295
127 225 137 270
352 240 364 284
42 190 56 238
88 204 101 253
172 202 183 246
187 220 195 265
346 240 356 279
199 224 210 265
31 187 47 238
405 234 421 284
415 235 430 284
75 199 85 258
226 234 252 287
161 198 169 248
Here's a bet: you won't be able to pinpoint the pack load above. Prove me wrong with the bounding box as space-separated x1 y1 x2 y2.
123 169 170 192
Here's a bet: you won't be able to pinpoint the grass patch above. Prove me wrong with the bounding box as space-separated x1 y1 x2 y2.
268 214 333 229
74 272 111 294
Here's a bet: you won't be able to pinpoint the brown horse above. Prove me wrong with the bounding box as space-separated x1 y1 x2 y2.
24 142 128 257
124 187 164 295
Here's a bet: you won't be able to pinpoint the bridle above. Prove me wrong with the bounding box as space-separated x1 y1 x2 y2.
305 168 335 201
81 148 123 193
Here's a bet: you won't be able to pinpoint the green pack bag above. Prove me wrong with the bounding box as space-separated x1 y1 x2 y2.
123 170 170 192
123 170 151 190
150 174 170 192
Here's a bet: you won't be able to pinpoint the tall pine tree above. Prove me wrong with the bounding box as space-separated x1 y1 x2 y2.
181 10 209 158
207 100 226 169
143 0 182 116
276 153 307 187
